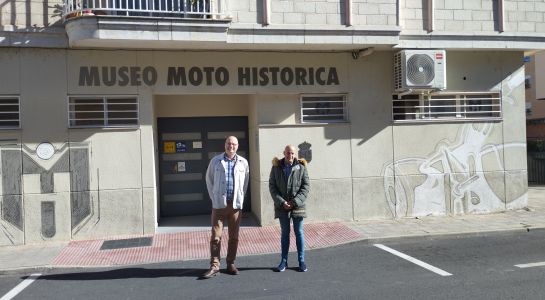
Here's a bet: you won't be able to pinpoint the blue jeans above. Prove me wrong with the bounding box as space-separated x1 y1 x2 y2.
279 216 305 263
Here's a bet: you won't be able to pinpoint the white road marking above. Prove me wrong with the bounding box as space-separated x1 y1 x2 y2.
0 273 42 300
515 261 545 269
374 244 452 277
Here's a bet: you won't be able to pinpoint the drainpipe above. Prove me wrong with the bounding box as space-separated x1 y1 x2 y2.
498 0 504 32
427 0 434 33
345 0 352 26
263 0 270 25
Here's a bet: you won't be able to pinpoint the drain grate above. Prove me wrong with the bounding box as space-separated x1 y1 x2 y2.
100 237 153 250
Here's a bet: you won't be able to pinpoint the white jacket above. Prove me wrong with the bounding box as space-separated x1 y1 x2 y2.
205 153 249 209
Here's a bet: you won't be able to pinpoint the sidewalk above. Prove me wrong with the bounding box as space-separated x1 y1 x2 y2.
1 187 545 275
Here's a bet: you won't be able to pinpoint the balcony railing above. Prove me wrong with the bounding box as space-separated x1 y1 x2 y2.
63 0 227 20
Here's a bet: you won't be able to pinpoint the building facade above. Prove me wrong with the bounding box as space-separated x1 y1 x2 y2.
525 50 545 184
0 0 540 246
525 50 545 138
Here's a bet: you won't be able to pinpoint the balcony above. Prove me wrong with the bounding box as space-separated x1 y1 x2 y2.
62 0 402 51
63 0 226 20
63 0 232 49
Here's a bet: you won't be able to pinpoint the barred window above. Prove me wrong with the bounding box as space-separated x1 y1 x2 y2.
0 96 20 129
393 92 501 122
68 96 138 128
300 94 347 123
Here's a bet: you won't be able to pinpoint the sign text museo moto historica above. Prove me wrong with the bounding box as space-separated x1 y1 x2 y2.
79 66 340 87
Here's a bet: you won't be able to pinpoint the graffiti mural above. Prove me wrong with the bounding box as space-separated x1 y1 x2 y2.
0 142 92 245
383 68 527 218
383 124 526 217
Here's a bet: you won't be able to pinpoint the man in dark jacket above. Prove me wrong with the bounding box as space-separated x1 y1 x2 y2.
269 145 310 272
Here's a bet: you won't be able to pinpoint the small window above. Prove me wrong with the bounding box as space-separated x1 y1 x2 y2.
393 92 501 122
0 96 20 129
525 75 531 89
68 96 138 128
300 94 347 123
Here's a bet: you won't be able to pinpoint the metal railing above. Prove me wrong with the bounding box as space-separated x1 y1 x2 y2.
63 0 227 20
393 92 502 122
528 152 545 184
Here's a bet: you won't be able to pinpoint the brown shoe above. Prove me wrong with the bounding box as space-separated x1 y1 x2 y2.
201 267 220 279
226 264 240 275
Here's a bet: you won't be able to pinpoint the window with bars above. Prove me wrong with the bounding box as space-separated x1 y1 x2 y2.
0 97 20 129
392 92 501 122
68 96 138 128
300 94 348 123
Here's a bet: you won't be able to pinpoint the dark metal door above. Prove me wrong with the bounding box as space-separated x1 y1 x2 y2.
158 116 249 217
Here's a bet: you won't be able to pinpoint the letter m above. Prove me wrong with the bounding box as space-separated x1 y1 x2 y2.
79 67 100 86
167 67 186 86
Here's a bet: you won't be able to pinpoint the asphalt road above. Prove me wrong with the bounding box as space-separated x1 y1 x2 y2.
2 229 545 300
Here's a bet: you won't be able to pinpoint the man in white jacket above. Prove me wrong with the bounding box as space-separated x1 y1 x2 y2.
201 136 249 279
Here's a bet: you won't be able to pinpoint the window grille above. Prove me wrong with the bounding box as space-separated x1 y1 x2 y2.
300 94 347 123
0 97 20 129
393 92 501 122
68 96 138 128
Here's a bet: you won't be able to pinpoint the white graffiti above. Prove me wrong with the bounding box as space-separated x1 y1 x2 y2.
383 123 526 217
384 67 527 218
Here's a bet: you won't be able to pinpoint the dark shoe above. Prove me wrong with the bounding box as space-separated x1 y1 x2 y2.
298 262 307 272
276 260 287 272
201 267 220 279
226 264 240 275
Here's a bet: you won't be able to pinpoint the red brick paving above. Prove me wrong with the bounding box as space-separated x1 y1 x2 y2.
52 222 361 267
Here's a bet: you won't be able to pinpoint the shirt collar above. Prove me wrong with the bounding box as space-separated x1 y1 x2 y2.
283 158 296 166
224 153 237 162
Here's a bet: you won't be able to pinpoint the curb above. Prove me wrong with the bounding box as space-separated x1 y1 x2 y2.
358 226 545 245
5 226 545 276
0 266 56 276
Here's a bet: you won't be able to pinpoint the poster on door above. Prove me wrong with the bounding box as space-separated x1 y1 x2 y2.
176 141 186 152
164 142 175 154
177 161 186 172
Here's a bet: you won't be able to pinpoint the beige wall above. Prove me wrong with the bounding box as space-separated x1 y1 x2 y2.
400 0 545 34
0 0 63 28
0 48 528 244
154 94 250 117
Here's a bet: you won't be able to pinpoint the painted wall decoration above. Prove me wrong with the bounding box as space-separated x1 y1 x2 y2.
0 145 22 245
382 68 527 218
298 142 312 163
383 124 526 217
0 143 91 245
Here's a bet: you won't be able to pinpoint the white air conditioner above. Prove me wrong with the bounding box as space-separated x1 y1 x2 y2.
394 50 446 91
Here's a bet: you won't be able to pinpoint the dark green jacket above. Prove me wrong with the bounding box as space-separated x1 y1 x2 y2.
269 157 310 218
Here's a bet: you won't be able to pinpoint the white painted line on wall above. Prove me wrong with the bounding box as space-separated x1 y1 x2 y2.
374 244 452 277
515 261 545 269
0 273 41 300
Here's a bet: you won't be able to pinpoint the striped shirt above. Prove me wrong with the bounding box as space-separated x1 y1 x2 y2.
223 153 237 201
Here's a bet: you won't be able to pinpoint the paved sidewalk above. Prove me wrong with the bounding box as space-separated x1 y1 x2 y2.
1 187 545 275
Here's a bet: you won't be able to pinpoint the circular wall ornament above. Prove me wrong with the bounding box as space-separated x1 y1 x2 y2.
36 142 55 160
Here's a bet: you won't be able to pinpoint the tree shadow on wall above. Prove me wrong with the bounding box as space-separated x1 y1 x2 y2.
0 0 63 29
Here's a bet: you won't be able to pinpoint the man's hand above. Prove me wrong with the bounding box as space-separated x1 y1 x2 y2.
282 201 292 210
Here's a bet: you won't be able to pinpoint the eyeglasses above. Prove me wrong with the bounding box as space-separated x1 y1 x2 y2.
226 143 238 146
286 152 295 154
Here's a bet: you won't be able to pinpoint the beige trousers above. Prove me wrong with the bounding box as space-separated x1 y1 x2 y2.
209 201 241 268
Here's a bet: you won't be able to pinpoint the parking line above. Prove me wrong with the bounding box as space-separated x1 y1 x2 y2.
515 261 545 269
0 273 41 300
374 244 452 277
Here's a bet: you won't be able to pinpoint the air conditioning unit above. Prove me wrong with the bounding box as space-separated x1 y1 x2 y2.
394 50 446 91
